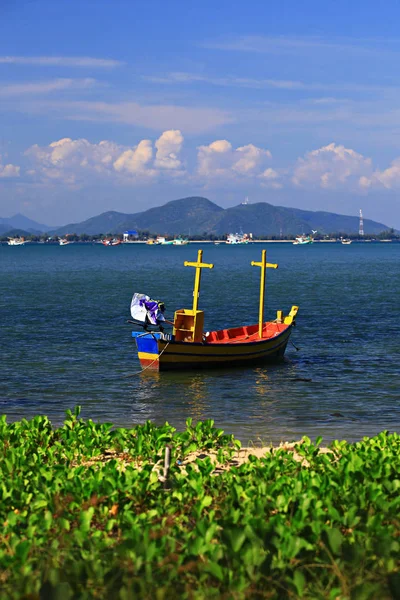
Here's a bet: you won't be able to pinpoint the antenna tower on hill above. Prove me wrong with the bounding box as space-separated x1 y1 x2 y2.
359 209 364 237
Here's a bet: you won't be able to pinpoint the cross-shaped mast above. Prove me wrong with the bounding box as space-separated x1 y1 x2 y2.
184 249 214 311
251 249 278 338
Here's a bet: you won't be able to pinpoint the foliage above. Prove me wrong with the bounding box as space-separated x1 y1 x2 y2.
0 410 399 599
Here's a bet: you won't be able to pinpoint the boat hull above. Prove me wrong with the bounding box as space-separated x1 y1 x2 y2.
132 323 293 371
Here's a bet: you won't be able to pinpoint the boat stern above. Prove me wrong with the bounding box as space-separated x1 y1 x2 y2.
131 331 164 370
131 331 177 370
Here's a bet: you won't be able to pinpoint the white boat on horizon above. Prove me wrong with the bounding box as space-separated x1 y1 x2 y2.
226 232 251 245
293 231 316 245
173 236 189 245
157 236 173 245
8 237 27 246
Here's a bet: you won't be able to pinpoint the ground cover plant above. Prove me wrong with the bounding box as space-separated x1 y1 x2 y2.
0 408 399 599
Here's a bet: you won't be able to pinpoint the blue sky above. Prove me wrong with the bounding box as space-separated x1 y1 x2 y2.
1 0 400 228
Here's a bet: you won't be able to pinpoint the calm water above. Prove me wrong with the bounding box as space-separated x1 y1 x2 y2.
1 242 399 444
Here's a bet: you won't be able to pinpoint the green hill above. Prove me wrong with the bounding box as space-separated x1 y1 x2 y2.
52 196 390 236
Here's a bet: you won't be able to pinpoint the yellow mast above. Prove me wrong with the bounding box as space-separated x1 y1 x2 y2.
184 249 214 311
251 250 278 338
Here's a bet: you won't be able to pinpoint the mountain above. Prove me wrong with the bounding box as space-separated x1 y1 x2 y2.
0 213 55 233
52 196 390 237
54 197 224 236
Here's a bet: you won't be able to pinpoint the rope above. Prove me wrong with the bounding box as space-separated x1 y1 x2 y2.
124 339 171 377
290 339 300 351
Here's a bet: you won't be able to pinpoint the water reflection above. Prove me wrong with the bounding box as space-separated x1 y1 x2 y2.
186 375 210 420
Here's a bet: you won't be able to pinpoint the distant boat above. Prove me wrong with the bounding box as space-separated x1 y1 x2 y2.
173 236 189 245
156 236 173 245
293 234 314 245
59 238 72 246
226 232 250 245
341 239 352 245
102 238 122 246
8 237 26 246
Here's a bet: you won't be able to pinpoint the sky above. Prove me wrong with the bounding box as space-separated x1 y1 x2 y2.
1 0 400 228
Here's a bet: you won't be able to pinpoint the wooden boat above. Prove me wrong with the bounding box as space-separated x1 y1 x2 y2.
226 232 250 244
102 238 122 246
293 234 313 245
173 236 189 245
8 237 26 246
131 249 298 371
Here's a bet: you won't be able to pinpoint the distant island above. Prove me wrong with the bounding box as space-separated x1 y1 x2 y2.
0 196 395 239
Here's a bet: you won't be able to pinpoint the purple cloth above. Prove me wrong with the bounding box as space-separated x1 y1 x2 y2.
140 299 165 325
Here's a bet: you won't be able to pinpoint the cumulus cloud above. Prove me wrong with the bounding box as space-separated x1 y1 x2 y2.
359 158 400 190
154 129 184 171
292 143 372 189
0 155 20 178
259 167 282 189
22 133 282 189
113 140 154 177
197 140 274 184
25 131 186 185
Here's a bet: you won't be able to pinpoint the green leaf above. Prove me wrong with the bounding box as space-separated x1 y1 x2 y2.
206 561 224 582
324 527 343 555
79 507 94 533
293 570 306 597
226 529 246 553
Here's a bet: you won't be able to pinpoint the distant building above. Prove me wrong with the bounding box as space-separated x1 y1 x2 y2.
359 210 364 237
123 230 138 243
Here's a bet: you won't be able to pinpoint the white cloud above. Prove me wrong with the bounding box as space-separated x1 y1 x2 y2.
197 140 273 184
0 78 96 96
203 35 399 60
23 133 281 189
0 155 20 178
29 100 234 134
25 131 186 185
359 158 400 190
154 129 184 171
259 167 282 189
0 56 122 68
113 140 154 177
144 71 305 90
292 143 373 189
20 135 400 196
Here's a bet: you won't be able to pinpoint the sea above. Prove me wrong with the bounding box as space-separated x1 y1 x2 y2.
1 241 399 445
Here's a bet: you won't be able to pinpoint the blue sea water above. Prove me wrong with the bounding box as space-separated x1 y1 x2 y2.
0 242 399 444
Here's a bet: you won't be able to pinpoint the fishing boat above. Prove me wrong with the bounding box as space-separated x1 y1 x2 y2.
226 232 250 245
59 237 72 246
102 238 122 246
341 239 352 245
8 237 26 246
293 233 315 245
173 236 189 245
155 236 173 245
131 249 299 371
